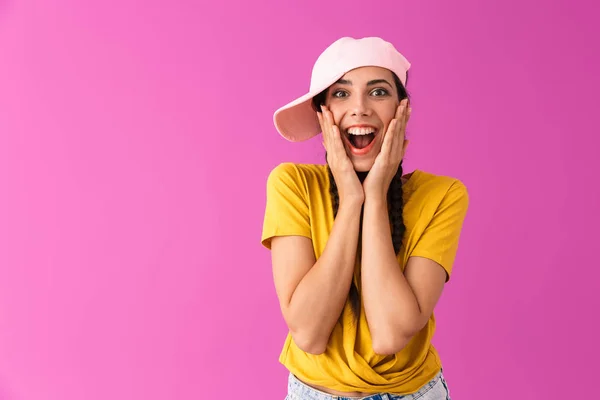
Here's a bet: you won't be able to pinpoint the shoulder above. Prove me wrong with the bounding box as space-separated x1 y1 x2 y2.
407 170 470 210
266 162 329 189
410 169 467 190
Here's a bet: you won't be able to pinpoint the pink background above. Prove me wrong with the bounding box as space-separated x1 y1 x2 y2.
1 0 598 399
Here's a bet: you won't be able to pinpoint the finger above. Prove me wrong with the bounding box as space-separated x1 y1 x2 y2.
393 101 405 133
324 106 345 157
317 109 324 135
393 103 410 160
323 106 334 134
325 108 336 156
317 111 328 151
331 125 344 155
399 101 410 139
317 110 326 137
391 100 407 147
334 124 349 156
323 105 334 129
395 98 408 122
395 99 405 120
380 118 397 158
326 108 341 153
318 106 332 152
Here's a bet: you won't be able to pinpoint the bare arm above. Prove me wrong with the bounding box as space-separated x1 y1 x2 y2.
271 198 363 355
361 196 446 356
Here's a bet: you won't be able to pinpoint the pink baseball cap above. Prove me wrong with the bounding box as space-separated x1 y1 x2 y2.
273 36 411 142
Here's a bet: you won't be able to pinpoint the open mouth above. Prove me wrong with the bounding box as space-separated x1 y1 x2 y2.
344 126 378 154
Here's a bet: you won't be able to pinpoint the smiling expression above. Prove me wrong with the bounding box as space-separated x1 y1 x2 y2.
323 66 406 172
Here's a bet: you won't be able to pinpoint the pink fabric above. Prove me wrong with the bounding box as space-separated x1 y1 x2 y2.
273 37 411 142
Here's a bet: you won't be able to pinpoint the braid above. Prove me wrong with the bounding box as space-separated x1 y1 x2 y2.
388 160 406 255
327 165 340 217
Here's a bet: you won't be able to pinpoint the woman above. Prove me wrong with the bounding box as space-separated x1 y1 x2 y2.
261 36 469 400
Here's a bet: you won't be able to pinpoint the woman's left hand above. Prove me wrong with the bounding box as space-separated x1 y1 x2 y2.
363 99 411 201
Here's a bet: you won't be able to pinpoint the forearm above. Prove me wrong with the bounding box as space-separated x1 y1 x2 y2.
361 196 421 354
288 199 363 354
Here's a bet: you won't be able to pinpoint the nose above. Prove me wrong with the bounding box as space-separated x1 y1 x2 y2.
350 94 371 117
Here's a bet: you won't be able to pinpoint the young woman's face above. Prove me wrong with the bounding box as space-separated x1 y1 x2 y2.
324 66 403 172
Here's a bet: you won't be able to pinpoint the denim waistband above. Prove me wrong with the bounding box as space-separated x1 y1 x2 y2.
286 369 447 400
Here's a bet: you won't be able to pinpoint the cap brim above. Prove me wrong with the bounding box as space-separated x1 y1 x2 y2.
273 73 344 142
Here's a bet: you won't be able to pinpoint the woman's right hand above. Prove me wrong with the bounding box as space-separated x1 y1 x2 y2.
318 105 365 206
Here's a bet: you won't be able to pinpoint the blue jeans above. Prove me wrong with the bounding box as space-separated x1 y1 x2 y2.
285 369 451 400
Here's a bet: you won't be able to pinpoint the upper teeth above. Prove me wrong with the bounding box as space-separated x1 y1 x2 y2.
347 127 375 135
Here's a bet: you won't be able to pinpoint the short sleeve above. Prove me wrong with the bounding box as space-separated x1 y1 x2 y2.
410 180 469 281
261 163 311 250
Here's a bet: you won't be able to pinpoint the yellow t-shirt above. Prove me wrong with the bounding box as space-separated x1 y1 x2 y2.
260 162 469 395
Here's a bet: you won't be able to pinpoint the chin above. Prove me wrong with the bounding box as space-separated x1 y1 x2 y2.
351 158 375 173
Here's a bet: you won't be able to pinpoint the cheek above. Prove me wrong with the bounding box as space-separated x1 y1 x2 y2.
324 100 345 124
386 108 398 123
329 109 344 126
377 105 398 128
380 120 394 138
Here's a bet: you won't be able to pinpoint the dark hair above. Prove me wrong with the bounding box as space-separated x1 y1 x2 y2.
311 71 410 321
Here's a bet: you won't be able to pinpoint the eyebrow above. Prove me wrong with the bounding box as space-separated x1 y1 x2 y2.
334 78 393 88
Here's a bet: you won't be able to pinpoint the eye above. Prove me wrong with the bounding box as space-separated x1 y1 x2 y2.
371 88 389 97
332 90 348 98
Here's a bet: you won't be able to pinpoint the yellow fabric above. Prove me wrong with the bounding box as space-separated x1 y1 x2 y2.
261 162 469 395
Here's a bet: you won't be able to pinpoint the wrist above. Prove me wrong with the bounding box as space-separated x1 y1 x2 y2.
364 191 388 207
339 196 364 212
